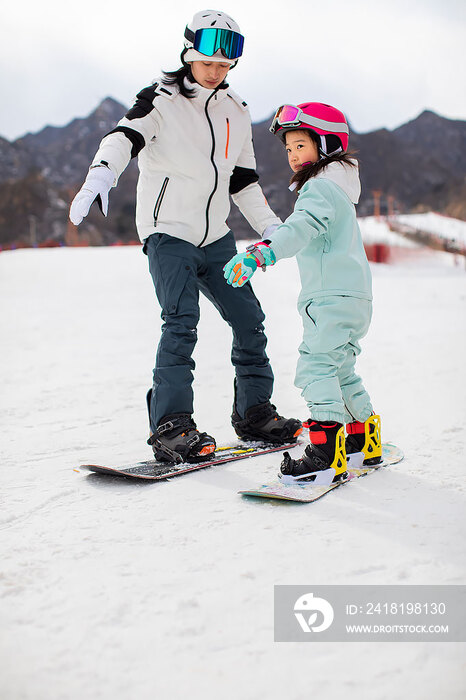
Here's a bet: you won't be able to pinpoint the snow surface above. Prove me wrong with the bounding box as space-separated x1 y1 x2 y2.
1 221 466 700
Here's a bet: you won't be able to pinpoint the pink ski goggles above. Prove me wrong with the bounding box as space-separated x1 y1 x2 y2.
270 105 316 134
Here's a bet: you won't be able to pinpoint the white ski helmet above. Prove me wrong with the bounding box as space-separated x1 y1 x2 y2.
183 10 244 66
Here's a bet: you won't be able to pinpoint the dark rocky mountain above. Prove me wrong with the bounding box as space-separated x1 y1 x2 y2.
13 98 128 187
351 110 466 217
0 99 464 248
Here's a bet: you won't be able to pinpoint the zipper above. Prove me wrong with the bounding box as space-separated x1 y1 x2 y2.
198 90 219 248
153 176 169 226
225 117 230 159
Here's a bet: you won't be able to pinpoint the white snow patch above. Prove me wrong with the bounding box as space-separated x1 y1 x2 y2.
1 241 465 700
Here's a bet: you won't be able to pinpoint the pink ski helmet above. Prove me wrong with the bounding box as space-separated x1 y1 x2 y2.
270 102 349 157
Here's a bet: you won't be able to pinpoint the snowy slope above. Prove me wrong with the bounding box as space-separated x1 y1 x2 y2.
1 223 465 700
359 216 420 247
397 212 466 247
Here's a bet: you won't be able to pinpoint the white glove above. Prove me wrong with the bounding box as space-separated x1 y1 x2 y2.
69 165 115 225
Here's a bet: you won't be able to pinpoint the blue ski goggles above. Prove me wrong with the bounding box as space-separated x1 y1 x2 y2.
185 27 244 60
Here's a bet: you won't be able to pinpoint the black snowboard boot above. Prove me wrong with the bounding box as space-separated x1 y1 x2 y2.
346 414 382 466
280 420 347 484
231 401 302 444
147 413 216 463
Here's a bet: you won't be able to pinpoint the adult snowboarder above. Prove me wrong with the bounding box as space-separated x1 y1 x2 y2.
69 9 301 462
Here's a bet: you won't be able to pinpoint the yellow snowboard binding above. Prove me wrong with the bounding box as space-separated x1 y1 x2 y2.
346 414 382 466
280 421 347 485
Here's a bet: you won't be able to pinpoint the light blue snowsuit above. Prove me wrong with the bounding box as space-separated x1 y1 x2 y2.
267 161 374 424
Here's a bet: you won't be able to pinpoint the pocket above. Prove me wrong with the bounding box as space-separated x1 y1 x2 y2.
143 232 162 255
153 177 169 226
153 256 192 318
305 300 317 327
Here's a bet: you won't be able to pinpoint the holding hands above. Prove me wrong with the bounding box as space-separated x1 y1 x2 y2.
223 242 276 287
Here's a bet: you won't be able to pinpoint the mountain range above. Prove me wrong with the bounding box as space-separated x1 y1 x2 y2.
0 97 464 248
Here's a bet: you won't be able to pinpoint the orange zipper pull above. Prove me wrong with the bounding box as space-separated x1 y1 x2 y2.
225 117 230 159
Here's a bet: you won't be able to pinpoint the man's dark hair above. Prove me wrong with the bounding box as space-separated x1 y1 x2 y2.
161 66 197 98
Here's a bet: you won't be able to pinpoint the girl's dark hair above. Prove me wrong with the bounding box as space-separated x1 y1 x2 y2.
287 129 357 192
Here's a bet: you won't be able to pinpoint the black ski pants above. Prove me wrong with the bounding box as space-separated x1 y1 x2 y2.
145 231 274 430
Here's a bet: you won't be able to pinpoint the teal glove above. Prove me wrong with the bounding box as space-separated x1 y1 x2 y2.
223 242 276 288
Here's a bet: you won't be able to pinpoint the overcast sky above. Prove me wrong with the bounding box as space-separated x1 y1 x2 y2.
1 0 465 141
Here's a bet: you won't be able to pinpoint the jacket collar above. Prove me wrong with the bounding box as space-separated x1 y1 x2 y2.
315 160 361 204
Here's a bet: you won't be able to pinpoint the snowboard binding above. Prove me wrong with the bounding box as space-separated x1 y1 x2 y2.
231 401 302 444
346 414 382 467
279 421 348 485
147 414 216 464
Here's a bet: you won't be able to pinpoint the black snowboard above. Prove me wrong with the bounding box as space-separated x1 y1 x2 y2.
79 441 297 480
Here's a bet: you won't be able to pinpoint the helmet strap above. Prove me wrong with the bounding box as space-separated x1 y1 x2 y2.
318 135 328 160
319 135 343 159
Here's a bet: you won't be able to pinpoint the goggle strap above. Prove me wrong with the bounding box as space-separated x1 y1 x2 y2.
298 113 349 135
184 27 195 43
271 106 348 137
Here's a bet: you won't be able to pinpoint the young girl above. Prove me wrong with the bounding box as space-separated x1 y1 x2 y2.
224 102 382 484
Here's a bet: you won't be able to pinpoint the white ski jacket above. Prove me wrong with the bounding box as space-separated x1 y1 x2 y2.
92 78 281 246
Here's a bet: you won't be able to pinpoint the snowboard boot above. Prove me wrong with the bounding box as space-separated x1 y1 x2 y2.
346 414 382 467
280 421 347 485
231 401 302 445
147 413 216 464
